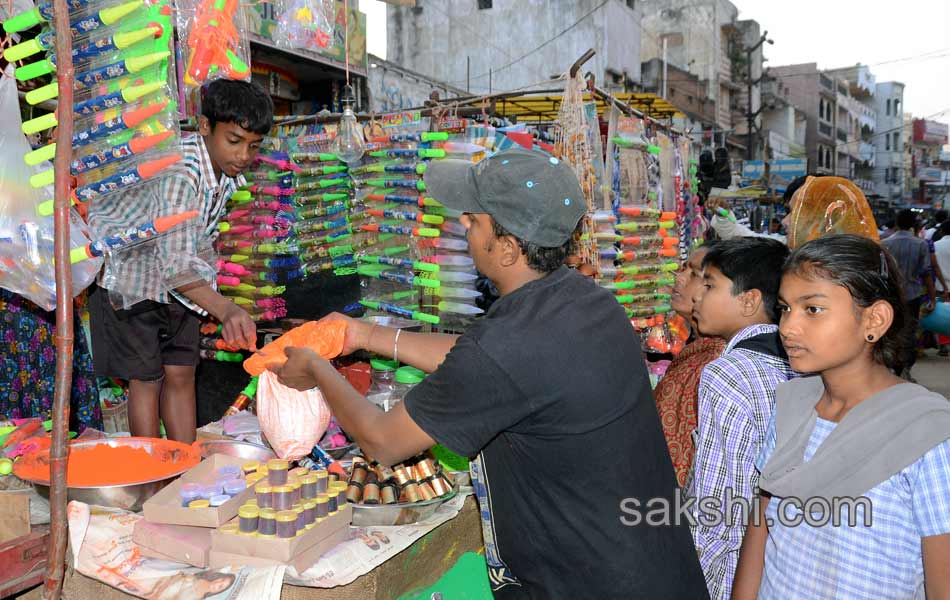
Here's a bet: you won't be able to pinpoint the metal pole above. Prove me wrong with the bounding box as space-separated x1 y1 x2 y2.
747 45 754 161
662 36 668 99
489 69 492 95
44 0 75 593
466 56 470 93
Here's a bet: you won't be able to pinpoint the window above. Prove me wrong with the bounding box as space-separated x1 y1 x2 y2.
477 0 492 8
894 99 900 115
819 99 825 120
886 135 891 151
626 0 636 8
892 131 900 151
886 99 891 116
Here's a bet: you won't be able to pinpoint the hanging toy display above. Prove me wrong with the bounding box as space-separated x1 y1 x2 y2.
275 0 335 51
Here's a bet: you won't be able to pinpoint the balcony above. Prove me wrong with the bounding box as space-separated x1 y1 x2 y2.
859 142 876 165
818 122 833 138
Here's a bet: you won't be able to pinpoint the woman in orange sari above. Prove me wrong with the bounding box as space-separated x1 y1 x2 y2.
654 243 725 487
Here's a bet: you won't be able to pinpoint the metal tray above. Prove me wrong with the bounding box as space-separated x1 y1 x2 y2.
349 486 458 527
194 439 276 463
18 437 197 512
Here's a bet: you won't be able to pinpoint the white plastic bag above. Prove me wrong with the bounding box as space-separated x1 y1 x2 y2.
256 370 332 460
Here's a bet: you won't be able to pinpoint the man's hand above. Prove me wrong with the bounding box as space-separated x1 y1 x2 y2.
318 312 371 356
220 304 257 351
923 298 938 315
271 346 322 390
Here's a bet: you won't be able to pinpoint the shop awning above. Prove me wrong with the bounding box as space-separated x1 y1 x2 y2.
479 92 683 122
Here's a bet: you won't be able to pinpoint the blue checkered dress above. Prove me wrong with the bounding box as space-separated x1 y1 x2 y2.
756 415 950 599
686 324 794 600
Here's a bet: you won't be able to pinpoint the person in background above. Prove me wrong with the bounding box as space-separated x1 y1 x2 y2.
733 234 950 600
881 209 936 380
653 242 725 487
705 176 813 245
687 237 794 600
88 80 272 442
880 218 897 240
768 217 784 237
934 220 950 357
272 147 708 599
925 209 948 241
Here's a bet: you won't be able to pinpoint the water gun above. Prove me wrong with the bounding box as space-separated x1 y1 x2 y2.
601 276 675 291
200 336 240 352
184 0 251 86
366 207 444 226
600 248 678 262
359 300 440 325
357 254 439 273
364 178 426 191
364 191 441 208
25 51 170 105
232 297 286 309
355 265 441 289
218 283 285 298
352 161 426 176
70 210 198 263
360 223 440 238
367 148 445 160
615 220 677 233
223 376 259 416
295 191 351 206
592 234 679 248
289 152 339 163
199 349 244 362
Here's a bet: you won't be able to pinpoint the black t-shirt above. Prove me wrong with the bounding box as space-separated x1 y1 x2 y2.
405 267 708 599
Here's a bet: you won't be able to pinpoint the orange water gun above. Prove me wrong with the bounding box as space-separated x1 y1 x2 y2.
184 0 250 87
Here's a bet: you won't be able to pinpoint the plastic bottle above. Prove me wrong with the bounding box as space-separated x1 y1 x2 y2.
390 366 425 408
366 358 397 410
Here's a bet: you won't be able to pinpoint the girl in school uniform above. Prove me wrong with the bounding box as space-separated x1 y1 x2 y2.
733 234 950 600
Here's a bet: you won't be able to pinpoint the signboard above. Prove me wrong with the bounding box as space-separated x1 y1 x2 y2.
913 119 949 145
742 159 807 191
918 167 944 182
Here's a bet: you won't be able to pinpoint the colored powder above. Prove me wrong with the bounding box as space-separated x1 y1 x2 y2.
15 443 200 487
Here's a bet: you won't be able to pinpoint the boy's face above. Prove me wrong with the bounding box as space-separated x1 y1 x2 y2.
198 116 263 178
692 265 750 340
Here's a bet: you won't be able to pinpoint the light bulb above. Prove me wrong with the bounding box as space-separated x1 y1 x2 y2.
335 106 365 164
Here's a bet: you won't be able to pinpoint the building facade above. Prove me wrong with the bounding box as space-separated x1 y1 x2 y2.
386 0 643 95
768 63 838 176
873 81 906 203
909 117 950 208
825 64 877 194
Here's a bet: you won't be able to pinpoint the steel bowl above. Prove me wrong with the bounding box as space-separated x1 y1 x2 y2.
349 485 459 527
18 437 198 512
194 439 276 463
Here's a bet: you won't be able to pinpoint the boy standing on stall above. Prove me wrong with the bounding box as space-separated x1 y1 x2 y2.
272 147 708 599
88 79 273 443
686 237 793 600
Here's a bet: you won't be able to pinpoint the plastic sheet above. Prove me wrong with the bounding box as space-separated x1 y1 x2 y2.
256 370 331 460
0 66 101 310
274 0 334 51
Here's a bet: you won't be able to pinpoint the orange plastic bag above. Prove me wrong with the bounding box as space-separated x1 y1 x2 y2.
256 370 332 460
243 320 346 376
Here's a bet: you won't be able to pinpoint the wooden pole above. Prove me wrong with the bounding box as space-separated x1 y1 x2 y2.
44 0 75 594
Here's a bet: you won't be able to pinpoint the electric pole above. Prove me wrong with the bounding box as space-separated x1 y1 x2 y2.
745 31 773 161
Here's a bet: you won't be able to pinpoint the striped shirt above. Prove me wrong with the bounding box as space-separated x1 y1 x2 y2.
87 134 244 313
882 231 930 301
756 416 950 599
685 324 794 600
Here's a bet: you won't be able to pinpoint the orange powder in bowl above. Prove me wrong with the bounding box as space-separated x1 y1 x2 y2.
14 439 200 487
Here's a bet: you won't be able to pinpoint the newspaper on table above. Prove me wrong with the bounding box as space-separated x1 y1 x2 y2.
66 491 470 596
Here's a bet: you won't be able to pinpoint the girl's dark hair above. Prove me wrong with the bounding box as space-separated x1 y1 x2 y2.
783 234 906 370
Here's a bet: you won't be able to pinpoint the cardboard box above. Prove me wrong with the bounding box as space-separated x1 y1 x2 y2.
0 492 31 544
210 503 351 568
132 520 212 568
142 454 256 528
209 526 348 572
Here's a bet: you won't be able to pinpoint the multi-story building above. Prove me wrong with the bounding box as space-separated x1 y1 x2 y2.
768 63 838 175
386 0 643 95
639 0 765 159
874 81 906 203
825 64 877 194
640 57 717 140
909 117 950 207
760 77 806 160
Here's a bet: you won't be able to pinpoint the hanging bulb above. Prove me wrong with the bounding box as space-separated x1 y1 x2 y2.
335 84 365 164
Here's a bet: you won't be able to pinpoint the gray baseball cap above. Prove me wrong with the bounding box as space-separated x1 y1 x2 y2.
423 147 586 247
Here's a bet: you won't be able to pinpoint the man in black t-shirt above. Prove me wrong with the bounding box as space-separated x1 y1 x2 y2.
273 147 707 599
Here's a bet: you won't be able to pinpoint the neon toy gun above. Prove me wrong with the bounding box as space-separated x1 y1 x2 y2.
184 0 251 86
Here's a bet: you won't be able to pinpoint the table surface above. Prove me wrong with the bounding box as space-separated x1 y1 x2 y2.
21 496 482 600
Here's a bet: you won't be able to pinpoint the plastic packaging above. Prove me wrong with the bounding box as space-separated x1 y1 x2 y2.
179 482 202 507
275 0 334 51
390 366 425 408
223 479 246 496
366 358 397 410
0 66 102 310
256 370 333 460
209 494 229 507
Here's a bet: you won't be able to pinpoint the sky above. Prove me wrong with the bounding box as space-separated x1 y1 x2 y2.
359 0 950 126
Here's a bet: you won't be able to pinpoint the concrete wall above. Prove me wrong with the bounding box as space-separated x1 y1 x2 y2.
387 0 642 95
366 54 467 113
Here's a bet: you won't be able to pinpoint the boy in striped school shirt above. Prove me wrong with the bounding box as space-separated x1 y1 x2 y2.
685 237 794 600
87 80 272 443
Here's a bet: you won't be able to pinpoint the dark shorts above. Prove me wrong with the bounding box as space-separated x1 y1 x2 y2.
89 285 200 381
